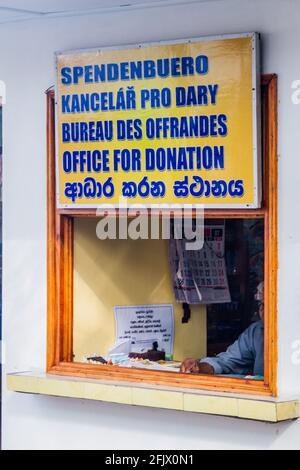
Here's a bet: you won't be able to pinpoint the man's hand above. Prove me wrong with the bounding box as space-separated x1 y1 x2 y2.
180 358 215 375
180 358 200 373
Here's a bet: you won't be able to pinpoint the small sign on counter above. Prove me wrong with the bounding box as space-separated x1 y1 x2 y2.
114 304 174 355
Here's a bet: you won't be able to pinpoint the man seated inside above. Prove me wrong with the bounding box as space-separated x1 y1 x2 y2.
180 281 264 376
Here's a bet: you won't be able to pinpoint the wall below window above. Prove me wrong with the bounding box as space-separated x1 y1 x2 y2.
2 0 300 450
73 218 206 362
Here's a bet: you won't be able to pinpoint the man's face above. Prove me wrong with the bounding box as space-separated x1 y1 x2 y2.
255 282 264 321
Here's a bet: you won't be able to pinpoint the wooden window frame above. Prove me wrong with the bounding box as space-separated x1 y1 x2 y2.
47 74 278 397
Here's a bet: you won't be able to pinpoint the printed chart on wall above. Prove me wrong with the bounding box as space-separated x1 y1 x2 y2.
56 33 261 208
114 304 174 355
170 222 231 304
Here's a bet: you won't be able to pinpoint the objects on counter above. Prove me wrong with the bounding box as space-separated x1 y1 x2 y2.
128 341 165 361
86 355 107 364
108 353 130 364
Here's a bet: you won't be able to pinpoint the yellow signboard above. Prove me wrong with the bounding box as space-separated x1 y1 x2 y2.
56 33 261 208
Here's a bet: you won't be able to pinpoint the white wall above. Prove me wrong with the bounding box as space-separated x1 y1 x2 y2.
1 0 300 450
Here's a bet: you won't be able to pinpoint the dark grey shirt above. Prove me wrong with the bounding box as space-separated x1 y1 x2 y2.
200 320 264 376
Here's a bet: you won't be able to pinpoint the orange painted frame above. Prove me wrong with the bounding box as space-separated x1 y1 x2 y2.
47 74 278 396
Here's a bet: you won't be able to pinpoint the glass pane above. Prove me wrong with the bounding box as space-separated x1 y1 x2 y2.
72 217 206 372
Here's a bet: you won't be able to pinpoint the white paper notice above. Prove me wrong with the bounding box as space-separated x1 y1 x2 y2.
114 304 174 355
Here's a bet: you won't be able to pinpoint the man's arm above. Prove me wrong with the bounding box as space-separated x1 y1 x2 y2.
200 324 257 375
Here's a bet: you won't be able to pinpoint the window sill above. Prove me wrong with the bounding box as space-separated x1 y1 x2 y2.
7 370 299 423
